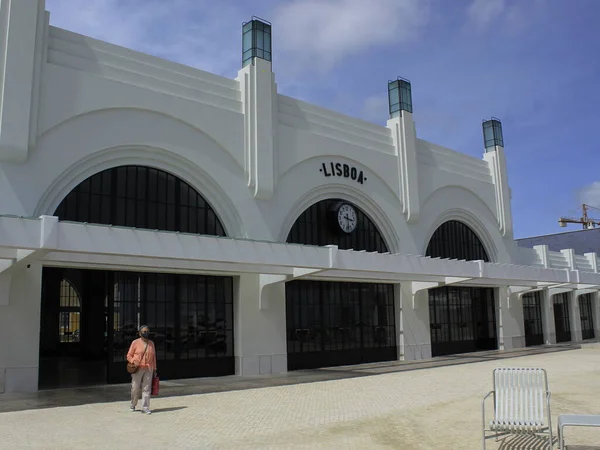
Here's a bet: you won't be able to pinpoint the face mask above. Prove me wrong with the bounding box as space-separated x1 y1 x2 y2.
141 332 149 339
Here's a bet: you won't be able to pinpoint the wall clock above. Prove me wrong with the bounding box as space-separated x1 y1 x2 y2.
335 203 357 234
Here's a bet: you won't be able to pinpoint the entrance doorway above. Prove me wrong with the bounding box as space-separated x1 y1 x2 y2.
523 291 544 347
39 268 108 389
429 286 497 357
579 294 595 340
553 293 572 343
39 268 234 389
286 280 397 370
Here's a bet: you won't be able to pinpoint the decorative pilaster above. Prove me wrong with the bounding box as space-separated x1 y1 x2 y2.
0 0 47 162
482 118 513 238
387 78 419 223
236 17 277 200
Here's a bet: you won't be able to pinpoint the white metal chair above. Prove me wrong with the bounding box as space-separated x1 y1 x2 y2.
482 368 553 449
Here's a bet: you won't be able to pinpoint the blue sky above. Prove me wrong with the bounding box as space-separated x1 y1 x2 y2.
45 0 600 239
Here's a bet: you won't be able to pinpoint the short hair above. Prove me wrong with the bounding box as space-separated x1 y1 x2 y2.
139 325 150 332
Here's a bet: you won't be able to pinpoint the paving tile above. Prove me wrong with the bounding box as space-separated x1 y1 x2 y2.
0 344 599 449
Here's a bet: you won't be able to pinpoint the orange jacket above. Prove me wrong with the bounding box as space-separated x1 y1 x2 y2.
127 338 157 371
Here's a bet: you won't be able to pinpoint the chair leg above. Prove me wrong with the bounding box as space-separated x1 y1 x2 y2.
558 426 563 450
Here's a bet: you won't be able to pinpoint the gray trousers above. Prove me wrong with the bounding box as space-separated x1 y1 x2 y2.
130 367 153 410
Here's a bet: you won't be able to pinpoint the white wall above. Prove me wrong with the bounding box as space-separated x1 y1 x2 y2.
0 263 43 393
0 2 541 392
0 4 514 260
500 288 526 350
234 274 287 375
399 285 432 360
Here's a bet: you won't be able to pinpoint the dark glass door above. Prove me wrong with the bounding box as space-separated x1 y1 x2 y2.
39 268 108 389
40 267 234 387
286 281 396 370
107 271 234 383
579 294 595 340
523 291 544 347
429 286 497 357
553 293 572 343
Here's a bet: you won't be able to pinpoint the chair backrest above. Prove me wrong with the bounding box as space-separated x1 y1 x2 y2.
493 368 549 425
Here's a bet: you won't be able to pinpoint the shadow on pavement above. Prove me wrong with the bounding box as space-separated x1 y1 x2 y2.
496 433 557 449
150 406 188 414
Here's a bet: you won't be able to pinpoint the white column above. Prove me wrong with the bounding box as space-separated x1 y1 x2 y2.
399 283 431 360
236 58 277 200
541 289 557 345
498 287 526 350
0 262 43 393
483 146 513 239
0 0 47 162
387 112 419 223
570 292 583 342
234 274 287 376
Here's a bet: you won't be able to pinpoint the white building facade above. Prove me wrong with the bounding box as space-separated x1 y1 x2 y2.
0 1 599 393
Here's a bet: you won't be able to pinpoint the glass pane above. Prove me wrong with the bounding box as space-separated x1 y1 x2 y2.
388 87 399 106
257 30 264 50
54 165 226 236
242 32 252 53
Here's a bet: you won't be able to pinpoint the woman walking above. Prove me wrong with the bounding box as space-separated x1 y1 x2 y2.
127 325 157 414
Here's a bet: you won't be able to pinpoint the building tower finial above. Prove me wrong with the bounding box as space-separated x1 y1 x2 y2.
242 17 272 68
482 117 504 152
388 78 413 118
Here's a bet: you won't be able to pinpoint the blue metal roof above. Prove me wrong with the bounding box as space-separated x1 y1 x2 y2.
516 227 600 254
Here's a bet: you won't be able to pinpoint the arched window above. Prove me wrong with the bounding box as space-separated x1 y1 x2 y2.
286 199 389 253
55 165 226 236
426 220 489 262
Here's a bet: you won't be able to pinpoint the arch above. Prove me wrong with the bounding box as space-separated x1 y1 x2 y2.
423 208 498 263
279 184 400 253
53 164 227 236
420 185 498 223
41 108 232 156
285 197 389 253
35 146 243 237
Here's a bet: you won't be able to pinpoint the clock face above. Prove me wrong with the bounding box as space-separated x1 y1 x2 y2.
337 203 357 234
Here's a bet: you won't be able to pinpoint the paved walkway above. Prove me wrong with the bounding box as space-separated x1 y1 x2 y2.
1 344 599 449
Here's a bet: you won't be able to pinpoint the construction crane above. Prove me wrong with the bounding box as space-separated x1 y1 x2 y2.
558 204 600 229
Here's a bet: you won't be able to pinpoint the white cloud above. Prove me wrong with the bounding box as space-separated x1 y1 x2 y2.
45 0 245 77
361 95 388 123
579 182 600 208
466 0 506 29
273 0 430 72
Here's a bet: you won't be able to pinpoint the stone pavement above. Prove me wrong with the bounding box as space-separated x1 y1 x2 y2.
1 344 599 449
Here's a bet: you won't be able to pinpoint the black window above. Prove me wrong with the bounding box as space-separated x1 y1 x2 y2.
426 220 489 262
579 294 595 340
286 280 396 370
55 165 226 236
286 199 389 253
553 293 572 343
523 291 544 347
429 286 496 357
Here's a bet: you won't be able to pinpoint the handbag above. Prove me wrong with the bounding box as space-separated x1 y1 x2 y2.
151 373 160 396
126 342 148 374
